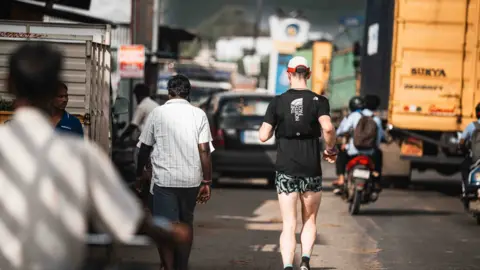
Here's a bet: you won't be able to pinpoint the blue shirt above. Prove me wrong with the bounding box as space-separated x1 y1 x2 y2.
55 111 84 137
461 119 480 141
336 109 384 156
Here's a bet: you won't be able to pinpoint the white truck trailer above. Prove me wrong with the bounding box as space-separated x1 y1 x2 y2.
0 20 112 153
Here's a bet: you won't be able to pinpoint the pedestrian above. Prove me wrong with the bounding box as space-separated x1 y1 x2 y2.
136 74 213 270
51 82 84 137
119 83 159 142
258 56 337 270
0 41 190 270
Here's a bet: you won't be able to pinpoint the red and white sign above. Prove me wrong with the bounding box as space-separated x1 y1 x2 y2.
118 45 145 78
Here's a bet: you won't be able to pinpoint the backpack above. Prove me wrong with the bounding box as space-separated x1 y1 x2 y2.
353 112 378 150
470 122 480 162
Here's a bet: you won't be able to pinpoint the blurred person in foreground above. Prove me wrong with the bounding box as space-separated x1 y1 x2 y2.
258 56 337 270
0 42 190 270
136 74 213 270
52 82 84 137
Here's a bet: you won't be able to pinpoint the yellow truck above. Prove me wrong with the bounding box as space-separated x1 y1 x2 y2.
361 0 480 183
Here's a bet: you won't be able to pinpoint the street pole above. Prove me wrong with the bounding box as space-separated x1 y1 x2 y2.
147 0 160 95
253 0 263 87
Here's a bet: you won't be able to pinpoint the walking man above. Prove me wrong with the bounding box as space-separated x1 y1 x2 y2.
258 56 337 270
0 42 190 270
119 83 159 142
52 82 84 137
136 74 213 270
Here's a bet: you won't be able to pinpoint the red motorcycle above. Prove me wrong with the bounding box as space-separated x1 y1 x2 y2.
342 155 379 215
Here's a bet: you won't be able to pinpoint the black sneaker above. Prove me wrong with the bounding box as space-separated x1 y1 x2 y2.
300 261 310 270
284 267 293 270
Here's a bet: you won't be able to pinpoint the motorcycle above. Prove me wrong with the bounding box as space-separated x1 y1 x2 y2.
341 155 379 215
462 159 480 225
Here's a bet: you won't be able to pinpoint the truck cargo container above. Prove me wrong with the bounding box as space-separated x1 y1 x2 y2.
0 21 112 153
361 0 480 182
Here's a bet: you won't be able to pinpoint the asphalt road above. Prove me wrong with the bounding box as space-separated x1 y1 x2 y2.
89 163 480 270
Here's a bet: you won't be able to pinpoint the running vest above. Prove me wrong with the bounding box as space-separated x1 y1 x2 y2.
275 91 322 139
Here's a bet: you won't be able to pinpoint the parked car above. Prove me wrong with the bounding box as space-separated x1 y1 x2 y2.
191 87 228 109
207 91 276 186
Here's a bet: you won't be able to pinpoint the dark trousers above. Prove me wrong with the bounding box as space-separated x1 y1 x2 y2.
153 185 199 270
336 148 383 179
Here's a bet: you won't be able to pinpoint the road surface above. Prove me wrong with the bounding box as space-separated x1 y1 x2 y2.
88 163 480 269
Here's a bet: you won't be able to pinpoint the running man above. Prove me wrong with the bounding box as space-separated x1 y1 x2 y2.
259 56 337 270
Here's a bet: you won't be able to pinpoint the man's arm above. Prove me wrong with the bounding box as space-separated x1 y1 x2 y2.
120 106 145 141
74 117 84 138
136 143 153 177
259 97 277 142
198 113 213 181
86 142 187 244
198 142 212 181
319 115 336 149
119 124 138 142
136 111 156 177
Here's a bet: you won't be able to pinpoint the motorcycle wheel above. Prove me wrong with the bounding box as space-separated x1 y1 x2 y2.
349 190 362 215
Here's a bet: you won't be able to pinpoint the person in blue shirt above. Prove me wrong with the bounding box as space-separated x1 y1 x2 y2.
52 82 84 137
459 103 480 201
333 96 384 192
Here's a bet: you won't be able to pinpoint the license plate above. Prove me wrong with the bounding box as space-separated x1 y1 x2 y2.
241 130 275 145
353 169 370 179
401 138 423 157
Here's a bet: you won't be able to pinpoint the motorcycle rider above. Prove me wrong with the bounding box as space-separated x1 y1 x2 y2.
459 102 480 207
363 94 384 186
333 96 383 193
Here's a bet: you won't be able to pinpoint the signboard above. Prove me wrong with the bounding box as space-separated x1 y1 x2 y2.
275 54 293 95
118 45 145 78
269 15 310 45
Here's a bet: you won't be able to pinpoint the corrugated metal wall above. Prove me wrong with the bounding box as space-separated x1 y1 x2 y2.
328 48 356 111
43 15 131 48
0 40 87 115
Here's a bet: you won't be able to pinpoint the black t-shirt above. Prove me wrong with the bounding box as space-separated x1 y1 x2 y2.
263 89 330 177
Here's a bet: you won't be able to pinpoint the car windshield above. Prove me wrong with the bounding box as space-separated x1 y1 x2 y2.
220 97 272 117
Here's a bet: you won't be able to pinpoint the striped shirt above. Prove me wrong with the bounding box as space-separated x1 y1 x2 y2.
0 108 142 270
139 98 212 188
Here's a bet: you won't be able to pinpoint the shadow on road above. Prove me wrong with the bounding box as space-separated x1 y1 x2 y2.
358 209 453 216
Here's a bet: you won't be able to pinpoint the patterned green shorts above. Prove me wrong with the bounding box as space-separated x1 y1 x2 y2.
275 172 323 194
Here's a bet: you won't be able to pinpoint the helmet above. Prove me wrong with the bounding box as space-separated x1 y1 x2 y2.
476 103 480 119
349 96 365 112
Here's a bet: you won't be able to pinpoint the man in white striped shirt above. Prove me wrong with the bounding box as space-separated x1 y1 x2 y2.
136 74 213 270
0 42 190 270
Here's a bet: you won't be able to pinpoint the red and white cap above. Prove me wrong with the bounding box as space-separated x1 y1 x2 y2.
287 56 310 73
